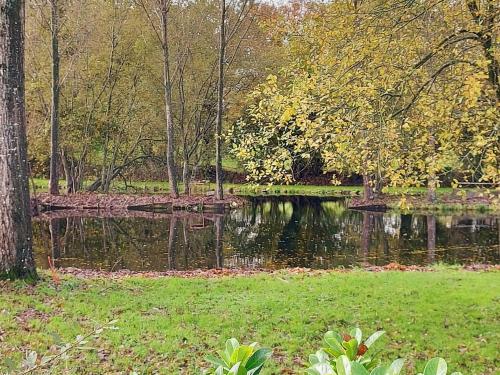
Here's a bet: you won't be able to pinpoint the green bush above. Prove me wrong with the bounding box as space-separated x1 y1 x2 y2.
206 338 272 374
208 329 463 375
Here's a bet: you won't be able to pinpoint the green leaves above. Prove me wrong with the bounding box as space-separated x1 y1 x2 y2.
246 348 273 374
423 358 447 375
336 355 352 375
306 362 337 375
364 331 385 348
210 333 464 375
324 331 346 357
417 358 462 375
206 338 272 375
305 329 463 375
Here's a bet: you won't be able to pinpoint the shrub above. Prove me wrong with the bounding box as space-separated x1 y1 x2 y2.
206 338 272 374
207 328 463 375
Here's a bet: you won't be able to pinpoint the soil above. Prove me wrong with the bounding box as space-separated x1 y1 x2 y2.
47 263 500 279
31 192 245 216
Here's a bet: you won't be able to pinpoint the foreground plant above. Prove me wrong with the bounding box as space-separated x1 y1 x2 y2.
306 328 463 375
417 358 462 375
206 338 272 374
311 328 385 371
307 354 404 375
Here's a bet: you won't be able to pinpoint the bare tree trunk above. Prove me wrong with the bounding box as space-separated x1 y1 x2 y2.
49 0 60 195
182 156 190 195
61 148 78 193
427 134 437 203
0 0 36 279
215 0 226 201
160 0 179 198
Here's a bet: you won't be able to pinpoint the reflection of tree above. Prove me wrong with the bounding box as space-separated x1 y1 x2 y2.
49 219 61 260
215 216 224 268
427 216 436 263
167 218 178 270
31 203 500 271
361 212 372 264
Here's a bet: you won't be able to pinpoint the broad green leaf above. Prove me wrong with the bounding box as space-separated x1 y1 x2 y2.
423 358 447 375
246 348 272 370
370 366 389 375
308 362 337 375
336 355 352 375
350 328 362 344
364 331 385 348
206 355 228 369
225 338 240 359
324 332 346 357
351 361 370 375
231 345 254 365
228 362 247 375
325 331 343 344
387 359 405 375
343 339 359 360
219 350 231 366
310 350 330 365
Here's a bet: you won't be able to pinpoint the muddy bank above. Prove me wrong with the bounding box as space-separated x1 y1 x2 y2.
43 263 500 280
349 190 497 211
31 193 245 215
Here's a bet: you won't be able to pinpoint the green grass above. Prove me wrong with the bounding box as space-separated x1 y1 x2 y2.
30 178 458 197
1 270 498 374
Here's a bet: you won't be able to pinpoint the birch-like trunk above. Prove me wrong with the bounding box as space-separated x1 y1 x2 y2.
160 0 179 198
49 0 60 195
214 0 226 201
0 0 36 279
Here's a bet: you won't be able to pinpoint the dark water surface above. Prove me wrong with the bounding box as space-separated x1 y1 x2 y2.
33 196 499 271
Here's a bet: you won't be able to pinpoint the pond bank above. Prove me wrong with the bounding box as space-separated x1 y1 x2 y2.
349 190 499 212
31 192 244 215
1 269 498 373
50 263 499 279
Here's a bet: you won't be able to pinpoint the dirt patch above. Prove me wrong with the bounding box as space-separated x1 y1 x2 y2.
15 308 51 327
53 263 499 280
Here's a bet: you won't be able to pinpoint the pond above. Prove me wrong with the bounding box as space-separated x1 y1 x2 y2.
33 196 499 271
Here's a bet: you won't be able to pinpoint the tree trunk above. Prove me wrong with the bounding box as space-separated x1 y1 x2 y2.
61 148 77 193
0 0 36 279
215 0 226 201
182 157 190 195
427 134 437 203
160 0 179 198
49 0 60 195
362 174 373 201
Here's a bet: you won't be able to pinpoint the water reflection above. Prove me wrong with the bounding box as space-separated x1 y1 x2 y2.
33 196 499 271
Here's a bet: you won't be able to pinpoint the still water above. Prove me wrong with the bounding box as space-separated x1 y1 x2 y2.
33 196 499 271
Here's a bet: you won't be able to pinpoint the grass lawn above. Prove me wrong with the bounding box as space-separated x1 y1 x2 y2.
1 270 498 374
31 177 460 197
